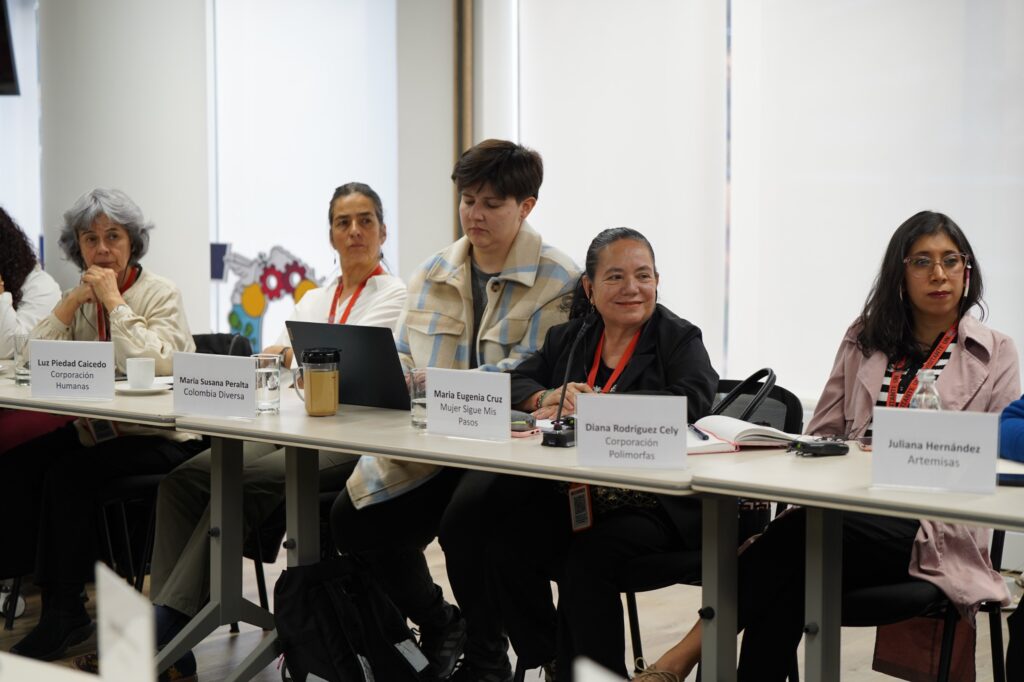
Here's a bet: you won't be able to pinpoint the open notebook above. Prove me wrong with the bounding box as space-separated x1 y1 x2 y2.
687 414 799 454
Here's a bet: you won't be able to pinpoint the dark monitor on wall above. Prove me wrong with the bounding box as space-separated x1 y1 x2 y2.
0 0 19 96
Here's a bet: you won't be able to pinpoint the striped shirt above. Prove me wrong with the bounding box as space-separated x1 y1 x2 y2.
864 336 957 438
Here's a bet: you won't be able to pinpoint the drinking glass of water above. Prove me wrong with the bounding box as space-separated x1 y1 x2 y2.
408 367 427 429
13 333 31 386
253 353 281 415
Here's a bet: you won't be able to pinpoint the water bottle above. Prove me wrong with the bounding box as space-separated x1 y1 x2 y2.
909 369 942 410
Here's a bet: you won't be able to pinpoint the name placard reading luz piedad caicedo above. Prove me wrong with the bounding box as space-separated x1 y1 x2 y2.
30 339 115 400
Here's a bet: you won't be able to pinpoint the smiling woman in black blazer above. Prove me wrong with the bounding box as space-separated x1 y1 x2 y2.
438 227 718 682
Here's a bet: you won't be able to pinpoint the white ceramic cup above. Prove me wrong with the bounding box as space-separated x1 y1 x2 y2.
126 357 156 389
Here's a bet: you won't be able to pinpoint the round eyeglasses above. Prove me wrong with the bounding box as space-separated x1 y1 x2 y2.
903 253 970 279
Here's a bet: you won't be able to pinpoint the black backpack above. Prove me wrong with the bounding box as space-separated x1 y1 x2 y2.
274 555 430 682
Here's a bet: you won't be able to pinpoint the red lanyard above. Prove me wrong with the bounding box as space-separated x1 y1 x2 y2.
886 323 957 408
327 264 384 324
96 266 140 341
586 329 641 393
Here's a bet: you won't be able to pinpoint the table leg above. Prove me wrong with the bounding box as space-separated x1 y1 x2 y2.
804 507 842 682
284 446 320 567
156 437 274 675
220 446 320 682
701 494 738 682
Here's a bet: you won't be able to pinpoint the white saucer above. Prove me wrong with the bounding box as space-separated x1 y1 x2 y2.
114 382 172 396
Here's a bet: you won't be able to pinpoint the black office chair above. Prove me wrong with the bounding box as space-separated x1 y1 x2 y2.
2 334 260 630
614 371 804 672
98 333 256 595
839 529 1008 682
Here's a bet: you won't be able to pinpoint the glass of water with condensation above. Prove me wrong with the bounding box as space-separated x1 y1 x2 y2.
408 367 427 429
253 353 281 414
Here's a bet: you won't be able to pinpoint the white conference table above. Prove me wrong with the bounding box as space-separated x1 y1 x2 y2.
691 447 1024 682
172 392 787 682
0 380 177 427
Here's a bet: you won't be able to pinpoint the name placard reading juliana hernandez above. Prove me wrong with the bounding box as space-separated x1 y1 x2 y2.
173 351 256 418
29 339 115 400
871 406 999 493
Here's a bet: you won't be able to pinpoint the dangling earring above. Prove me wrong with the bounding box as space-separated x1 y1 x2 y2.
963 266 971 298
899 287 904 303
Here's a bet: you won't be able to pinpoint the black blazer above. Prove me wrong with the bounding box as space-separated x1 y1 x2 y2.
509 304 719 541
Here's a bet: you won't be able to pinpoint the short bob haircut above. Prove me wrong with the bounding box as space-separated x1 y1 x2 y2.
58 189 153 271
856 210 984 362
451 139 543 203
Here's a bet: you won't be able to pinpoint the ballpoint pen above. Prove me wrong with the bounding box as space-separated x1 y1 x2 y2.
688 424 709 440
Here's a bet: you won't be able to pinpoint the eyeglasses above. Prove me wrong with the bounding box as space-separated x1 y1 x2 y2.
903 253 970 279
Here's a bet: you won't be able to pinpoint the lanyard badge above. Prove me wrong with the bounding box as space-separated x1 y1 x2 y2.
568 483 593 531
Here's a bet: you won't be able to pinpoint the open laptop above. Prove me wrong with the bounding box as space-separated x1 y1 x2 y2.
285 321 410 410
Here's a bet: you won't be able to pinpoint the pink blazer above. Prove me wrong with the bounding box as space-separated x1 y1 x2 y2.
807 315 1021 617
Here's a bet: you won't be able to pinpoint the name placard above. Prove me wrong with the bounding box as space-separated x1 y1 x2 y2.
96 562 155 682
576 394 688 468
173 352 256 418
29 339 115 400
872 407 998 493
426 368 510 441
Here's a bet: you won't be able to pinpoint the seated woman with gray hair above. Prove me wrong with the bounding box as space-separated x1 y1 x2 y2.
0 188 204 662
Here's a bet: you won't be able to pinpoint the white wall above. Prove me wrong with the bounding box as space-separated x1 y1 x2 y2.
0 0 41 248
211 0 399 346
512 0 728 368
38 0 211 332
473 0 517 143
396 0 456 278
728 0 1024 400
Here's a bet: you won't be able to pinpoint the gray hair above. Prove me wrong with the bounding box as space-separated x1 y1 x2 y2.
58 188 153 270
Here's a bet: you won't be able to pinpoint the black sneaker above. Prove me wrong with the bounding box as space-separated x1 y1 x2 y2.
10 609 93 661
418 605 468 679
449 657 514 682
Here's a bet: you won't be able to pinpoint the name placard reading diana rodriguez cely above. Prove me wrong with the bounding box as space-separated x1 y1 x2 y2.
872 406 998 493
29 339 115 400
576 394 688 468
173 352 256 418
426 368 510 441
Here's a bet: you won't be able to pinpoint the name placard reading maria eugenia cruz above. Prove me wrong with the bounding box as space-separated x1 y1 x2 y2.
29 339 115 400
576 394 688 469
426 368 510 442
173 351 256 418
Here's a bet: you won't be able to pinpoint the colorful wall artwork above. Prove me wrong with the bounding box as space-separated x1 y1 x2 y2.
223 246 322 350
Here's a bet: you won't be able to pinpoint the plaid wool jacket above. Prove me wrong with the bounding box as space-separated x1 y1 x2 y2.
346 223 580 507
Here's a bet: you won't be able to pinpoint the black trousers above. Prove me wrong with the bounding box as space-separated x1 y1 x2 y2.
0 423 201 586
438 472 552 665
471 476 693 679
330 467 463 627
735 509 920 682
